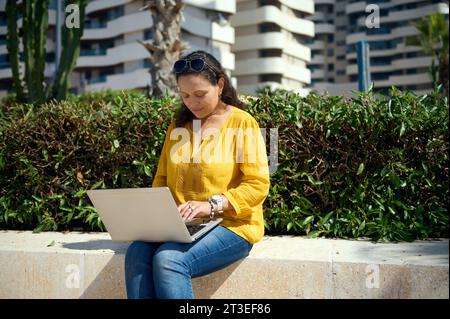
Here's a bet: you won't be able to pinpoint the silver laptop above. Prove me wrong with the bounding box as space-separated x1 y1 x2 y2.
86 187 222 243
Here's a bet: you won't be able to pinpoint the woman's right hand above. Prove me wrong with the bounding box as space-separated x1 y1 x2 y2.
177 200 211 221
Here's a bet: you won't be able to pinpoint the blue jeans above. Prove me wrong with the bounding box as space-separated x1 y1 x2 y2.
124 225 253 299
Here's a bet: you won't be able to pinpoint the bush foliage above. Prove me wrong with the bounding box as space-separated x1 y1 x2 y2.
0 87 448 241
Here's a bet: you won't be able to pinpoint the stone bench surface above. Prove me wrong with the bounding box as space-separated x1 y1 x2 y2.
0 231 448 299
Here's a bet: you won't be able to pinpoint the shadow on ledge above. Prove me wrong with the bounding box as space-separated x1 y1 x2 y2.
76 252 243 299
63 240 130 254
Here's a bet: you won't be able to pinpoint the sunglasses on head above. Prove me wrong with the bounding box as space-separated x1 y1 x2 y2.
173 58 216 74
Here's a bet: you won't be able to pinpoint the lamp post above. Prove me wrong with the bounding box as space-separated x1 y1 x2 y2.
357 40 372 92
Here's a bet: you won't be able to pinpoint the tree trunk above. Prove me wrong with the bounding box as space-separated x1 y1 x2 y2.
5 0 25 103
140 0 189 98
33 0 50 104
52 0 87 101
438 54 449 96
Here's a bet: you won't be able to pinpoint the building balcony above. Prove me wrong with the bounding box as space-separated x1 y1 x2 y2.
231 5 314 38
234 57 311 84
77 41 149 68
234 32 310 62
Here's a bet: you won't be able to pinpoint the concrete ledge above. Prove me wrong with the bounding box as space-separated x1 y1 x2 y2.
0 231 448 299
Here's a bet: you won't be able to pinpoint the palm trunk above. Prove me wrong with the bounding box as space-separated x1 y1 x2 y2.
140 0 189 98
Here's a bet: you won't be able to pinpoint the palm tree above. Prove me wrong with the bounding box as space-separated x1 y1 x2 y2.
139 0 189 98
406 12 449 94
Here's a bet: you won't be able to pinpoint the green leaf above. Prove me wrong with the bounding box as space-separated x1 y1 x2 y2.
47 240 55 247
399 122 406 137
287 222 293 232
306 231 320 238
73 189 86 198
33 224 45 233
144 165 152 177
318 212 333 227
42 149 49 161
388 206 397 215
357 163 364 175
302 216 314 226
359 220 366 232
91 180 104 190
421 162 428 174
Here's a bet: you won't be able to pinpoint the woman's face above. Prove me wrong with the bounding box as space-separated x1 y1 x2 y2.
177 74 224 119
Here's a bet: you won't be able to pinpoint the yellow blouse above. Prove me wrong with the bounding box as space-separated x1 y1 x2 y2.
152 106 270 243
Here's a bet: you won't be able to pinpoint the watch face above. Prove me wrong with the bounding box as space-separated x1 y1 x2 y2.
212 195 221 202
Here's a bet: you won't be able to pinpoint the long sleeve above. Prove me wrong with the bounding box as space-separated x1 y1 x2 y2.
152 107 269 243
222 118 270 219
152 122 174 187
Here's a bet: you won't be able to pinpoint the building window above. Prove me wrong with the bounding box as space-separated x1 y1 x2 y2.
372 73 390 81
0 80 13 91
46 52 55 63
258 23 281 33
259 49 282 58
258 0 281 9
371 57 391 66
144 29 153 40
85 5 124 29
0 12 7 27
260 74 282 83
0 54 9 69
366 27 390 35
143 59 152 68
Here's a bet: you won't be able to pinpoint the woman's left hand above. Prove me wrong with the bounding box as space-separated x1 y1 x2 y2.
178 200 211 221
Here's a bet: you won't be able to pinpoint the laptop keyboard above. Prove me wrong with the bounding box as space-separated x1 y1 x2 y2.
186 223 207 236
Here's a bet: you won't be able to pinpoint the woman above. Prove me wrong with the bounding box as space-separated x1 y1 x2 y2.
124 50 270 299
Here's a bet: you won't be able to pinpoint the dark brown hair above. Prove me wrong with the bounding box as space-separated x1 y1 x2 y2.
173 50 245 127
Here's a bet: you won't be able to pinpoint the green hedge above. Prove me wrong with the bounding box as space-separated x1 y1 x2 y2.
0 87 448 241
0 90 174 232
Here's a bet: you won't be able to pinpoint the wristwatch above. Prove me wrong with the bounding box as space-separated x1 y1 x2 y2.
210 194 224 214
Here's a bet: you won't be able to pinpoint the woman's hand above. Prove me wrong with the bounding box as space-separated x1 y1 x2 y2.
177 200 211 221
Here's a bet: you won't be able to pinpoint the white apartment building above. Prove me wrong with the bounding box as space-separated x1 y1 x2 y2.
0 0 235 97
232 0 315 95
1 0 448 98
308 0 449 96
